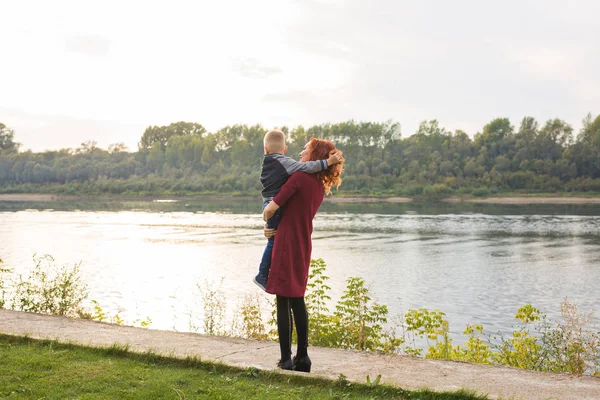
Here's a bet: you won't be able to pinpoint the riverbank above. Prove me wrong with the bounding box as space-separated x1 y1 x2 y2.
2 192 600 204
1 309 599 400
444 196 600 204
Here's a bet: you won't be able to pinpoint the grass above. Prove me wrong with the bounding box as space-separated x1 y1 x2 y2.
0 334 489 399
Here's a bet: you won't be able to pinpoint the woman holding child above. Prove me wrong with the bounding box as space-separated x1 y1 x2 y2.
263 136 344 373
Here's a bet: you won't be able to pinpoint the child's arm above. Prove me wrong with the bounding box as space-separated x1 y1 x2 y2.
278 153 341 175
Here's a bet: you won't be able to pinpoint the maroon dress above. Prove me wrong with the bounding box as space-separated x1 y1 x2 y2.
266 172 325 298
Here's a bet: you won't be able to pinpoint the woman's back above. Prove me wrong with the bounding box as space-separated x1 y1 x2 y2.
266 172 324 297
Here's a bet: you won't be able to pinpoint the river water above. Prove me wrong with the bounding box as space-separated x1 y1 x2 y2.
1 199 599 344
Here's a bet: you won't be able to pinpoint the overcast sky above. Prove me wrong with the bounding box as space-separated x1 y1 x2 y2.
1 0 599 152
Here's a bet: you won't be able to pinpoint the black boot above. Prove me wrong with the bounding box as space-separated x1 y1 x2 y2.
292 355 311 373
277 359 293 370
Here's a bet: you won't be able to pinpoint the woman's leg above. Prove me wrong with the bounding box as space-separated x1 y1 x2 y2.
289 296 311 372
276 295 293 362
289 297 308 358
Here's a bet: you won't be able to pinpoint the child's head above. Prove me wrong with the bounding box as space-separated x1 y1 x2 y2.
264 129 287 154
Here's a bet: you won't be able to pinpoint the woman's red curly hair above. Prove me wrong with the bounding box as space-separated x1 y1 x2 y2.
307 137 344 194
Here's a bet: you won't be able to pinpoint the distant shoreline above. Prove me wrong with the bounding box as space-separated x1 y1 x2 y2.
443 196 600 204
2 193 600 204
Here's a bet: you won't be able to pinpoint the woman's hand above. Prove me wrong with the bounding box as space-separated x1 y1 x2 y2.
264 223 276 238
263 200 280 222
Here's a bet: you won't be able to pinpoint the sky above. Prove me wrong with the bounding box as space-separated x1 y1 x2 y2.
1 0 599 152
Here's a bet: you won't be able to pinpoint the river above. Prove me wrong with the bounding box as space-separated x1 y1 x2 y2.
1 199 599 345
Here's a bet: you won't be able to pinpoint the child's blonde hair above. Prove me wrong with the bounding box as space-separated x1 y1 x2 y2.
264 129 285 153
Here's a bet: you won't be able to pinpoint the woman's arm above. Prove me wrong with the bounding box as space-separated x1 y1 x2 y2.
263 173 301 224
263 201 280 222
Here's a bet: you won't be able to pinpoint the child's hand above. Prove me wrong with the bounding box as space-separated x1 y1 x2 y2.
327 151 342 166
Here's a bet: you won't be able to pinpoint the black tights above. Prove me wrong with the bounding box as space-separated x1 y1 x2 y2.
276 295 308 362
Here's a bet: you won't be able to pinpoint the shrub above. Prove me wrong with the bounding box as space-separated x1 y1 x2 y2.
422 300 600 375
11 254 88 317
0 258 10 309
491 304 543 370
402 308 446 357
236 294 270 340
197 278 226 336
472 187 489 197
537 298 600 374
402 184 424 196
333 277 390 351
262 259 402 353
305 258 337 347
422 184 453 200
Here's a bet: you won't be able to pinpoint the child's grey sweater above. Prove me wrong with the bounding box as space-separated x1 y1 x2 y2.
260 154 328 202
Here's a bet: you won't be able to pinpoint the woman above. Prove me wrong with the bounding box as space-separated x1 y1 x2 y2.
263 137 344 373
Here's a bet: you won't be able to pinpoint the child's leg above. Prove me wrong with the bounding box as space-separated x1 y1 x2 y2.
257 235 275 280
254 202 282 289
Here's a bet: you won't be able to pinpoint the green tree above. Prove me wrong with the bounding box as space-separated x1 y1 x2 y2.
147 142 165 173
3 115 600 197
474 118 514 167
537 119 573 161
200 136 217 167
139 122 206 151
0 123 20 152
573 114 600 178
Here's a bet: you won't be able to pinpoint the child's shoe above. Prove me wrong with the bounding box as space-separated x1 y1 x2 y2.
253 274 267 291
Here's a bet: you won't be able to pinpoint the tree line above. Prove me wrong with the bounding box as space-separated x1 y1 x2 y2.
1 115 599 198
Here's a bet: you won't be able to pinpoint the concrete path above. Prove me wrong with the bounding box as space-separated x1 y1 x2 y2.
1 309 598 400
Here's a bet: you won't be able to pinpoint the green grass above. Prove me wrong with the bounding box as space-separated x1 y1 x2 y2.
0 334 489 399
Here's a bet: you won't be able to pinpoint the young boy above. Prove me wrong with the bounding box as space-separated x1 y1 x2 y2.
253 129 340 291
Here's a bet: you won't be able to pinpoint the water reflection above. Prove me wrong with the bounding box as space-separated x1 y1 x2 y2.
3 198 600 216
1 199 599 345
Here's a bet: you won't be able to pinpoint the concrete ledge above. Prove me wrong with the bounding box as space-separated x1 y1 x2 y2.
1 309 598 400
